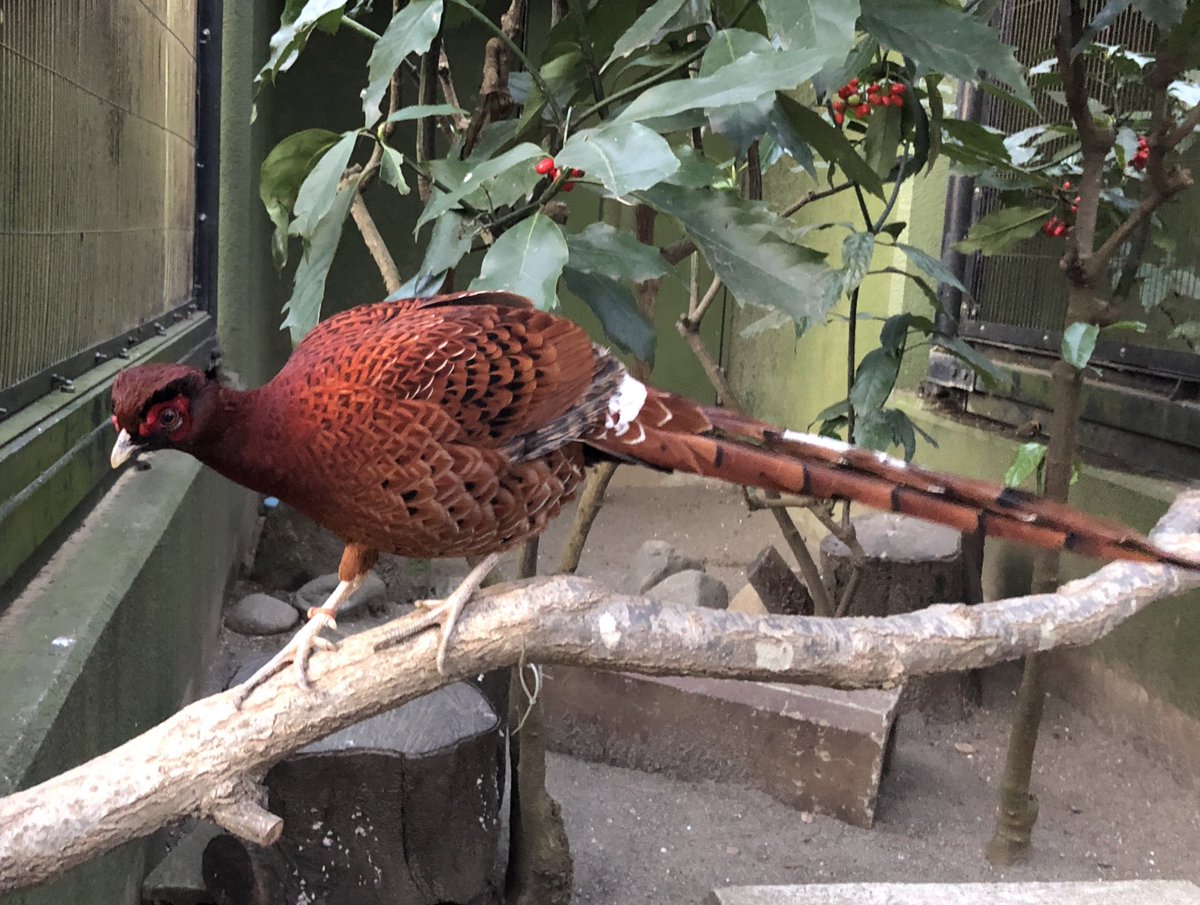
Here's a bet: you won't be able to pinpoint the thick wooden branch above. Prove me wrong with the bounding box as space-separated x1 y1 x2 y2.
2 494 1199 892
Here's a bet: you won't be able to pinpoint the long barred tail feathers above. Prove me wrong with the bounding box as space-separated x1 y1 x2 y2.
586 384 1199 571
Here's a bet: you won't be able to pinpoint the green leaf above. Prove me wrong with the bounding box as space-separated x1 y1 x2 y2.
855 408 921 459
603 0 709 70
811 398 850 429
761 0 858 52
1062 321 1100 370
1100 320 1147 335
420 211 475 275
470 213 568 311
739 309 794 337
378 146 409 194
362 0 443 126
282 181 358 344
562 268 656 364
615 44 834 124
259 128 342 270
383 103 467 125
293 131 358 238
700 29 777 155
1004 442 1047 490
863 103 903 177
936 334 1009 388
258 0 349 91
1134 0 1186 29
773 95 885 198
879 312 935 355
556 122 680 198
840 231 876 296
850 347 901 414
859 0 1033 107
955 205 1053 255
894 242 970 296
566 223 670 283
640 183 839 329
666 144 730 188
416 143 543 229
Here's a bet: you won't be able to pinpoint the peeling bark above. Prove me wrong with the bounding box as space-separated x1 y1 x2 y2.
1 494 1198 892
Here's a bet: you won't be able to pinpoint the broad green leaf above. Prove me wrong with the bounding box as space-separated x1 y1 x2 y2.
761 0 858 52
384 103 467 125
282 182 357 344
1100 320 1147 335
1135 0 1186 29
940 118 1014 171
470 213 567 311
850 347 900 413
260 128 342 270
773 95 885 198
879 312 935 355
562 268 656 364
955 205 1053 255
293 131 358 237
855 408 921 459
363 0 443 126
859 0 1033 106
420 211 475 275
1062 321 1100 370
1004 442 1047 489
739 309 794 337
258 0 348 90
603 0 708 71
615 44 833 124
386 270 447 300
701 29 776 154
666 144 731 188
566 223 671 283
811 398 850 429
416 143 543 229
936 334 1009 387
640 183 839 329
840 231 876 296
863 103 903 178
894 242 970 296
378 146 409 194
556 122 680 198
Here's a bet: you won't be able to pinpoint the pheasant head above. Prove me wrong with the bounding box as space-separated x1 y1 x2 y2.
110 364 217 467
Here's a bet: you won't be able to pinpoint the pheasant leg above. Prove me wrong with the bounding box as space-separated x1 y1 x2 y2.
233 574 364 707
374 553 500 673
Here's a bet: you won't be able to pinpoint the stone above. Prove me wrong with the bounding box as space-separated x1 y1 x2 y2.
293 570 387 620
821 513 979 721
142 821 223 905
645 569 729 610
703 881 1200 905
217 669 503 905
746 545 813 615
249 502 345 591
542 667 900 828
223 593 299 635
727 583 768 615
627 540 703 594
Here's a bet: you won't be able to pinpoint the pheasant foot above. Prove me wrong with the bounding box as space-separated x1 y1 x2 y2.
233 575 363 707
374 553 501 673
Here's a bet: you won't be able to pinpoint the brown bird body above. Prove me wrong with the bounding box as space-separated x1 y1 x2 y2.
110 290 1197 697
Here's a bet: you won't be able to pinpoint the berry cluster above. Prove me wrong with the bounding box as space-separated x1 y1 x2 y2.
831 78 905 125
535 157 584 192
1041 180 1078 238
1130 135 1150 171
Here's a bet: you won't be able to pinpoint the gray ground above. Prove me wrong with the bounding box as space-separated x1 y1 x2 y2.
230 470 1200 904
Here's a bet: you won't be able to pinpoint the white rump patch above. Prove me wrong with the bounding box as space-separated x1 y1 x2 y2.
605 374 648 437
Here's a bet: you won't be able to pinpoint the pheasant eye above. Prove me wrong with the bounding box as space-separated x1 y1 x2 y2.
158 408 181 431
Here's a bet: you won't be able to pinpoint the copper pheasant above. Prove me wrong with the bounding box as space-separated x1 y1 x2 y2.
109 291 1198 699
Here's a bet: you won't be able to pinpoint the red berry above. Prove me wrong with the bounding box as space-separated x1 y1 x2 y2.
834 111 845 126
867 83 880 94
1073 195 1080 203
846 93 861 106
535 157 555 175
561 181 575 192
870 95 884 106
571 168 585 178
855 103 870 118
832 99 845 111
1052 223 1067 237
1070 204 1079 214
890 82 905 95
848 77 859 89
1042 218 1056 236
1061 180 1071 190
838 85 852 100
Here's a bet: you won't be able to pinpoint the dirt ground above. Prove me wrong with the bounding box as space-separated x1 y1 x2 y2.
227 470 1200 905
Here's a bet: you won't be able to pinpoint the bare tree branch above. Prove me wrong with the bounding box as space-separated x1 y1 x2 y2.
2 493 1197 891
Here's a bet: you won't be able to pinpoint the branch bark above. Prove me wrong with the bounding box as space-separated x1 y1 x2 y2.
4 496 1195 892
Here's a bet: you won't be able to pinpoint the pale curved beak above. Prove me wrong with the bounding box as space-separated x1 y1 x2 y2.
110 429 138 469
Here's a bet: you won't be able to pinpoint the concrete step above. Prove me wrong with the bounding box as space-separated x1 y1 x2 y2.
704 881 1200 905
542 667 901 828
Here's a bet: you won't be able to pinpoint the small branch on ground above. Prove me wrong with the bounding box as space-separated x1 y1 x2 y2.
2 493 1197 891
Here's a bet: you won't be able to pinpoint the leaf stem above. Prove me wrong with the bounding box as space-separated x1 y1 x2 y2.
340 15 381 41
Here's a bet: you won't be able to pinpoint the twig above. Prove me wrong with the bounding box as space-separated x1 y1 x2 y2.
350 194 402 293
558 461 620 574
781 182 854 217
5 496 1196 891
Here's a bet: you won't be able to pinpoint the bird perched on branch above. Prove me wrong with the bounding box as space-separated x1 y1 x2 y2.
110 291 1198 701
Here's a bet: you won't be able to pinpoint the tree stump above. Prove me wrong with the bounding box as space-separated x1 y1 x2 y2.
821 513 981 720
206 672 504 905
